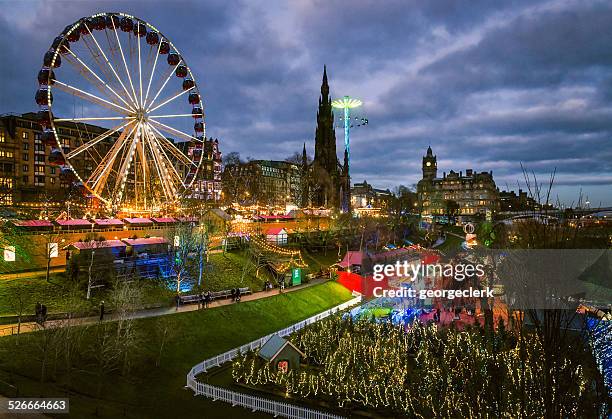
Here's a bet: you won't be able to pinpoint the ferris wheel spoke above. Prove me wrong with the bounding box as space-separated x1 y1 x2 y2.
147 123 197 167
149 135 186 188
145 59 183 110
82 21 139 109
88 123 136 192
148 118 201 143
110 18 140 108
66 120 132 159
148 113 202 119
144 40 162 107
80 31 121 99
146 89 191 114
64 49 136 112
143 128 173 199
112 124 141 201
55 116 135 122
53 79 133 115
137 28 143 108
136 139 149 208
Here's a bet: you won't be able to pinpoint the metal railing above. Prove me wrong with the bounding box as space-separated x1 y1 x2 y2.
186 296 361 418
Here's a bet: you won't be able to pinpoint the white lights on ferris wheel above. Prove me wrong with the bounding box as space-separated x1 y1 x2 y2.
35 12 207 212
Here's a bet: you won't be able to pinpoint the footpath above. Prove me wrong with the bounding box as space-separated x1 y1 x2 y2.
0 278 328 337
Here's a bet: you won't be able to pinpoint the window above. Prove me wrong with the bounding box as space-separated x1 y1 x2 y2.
22 132 28 139
35 165 45 174
61 138 70 147
34 133 41 140
49 177 55 184
0 151 12 158
35 175 45 185
23 143 29 150
35 155 45 163
0 132 4 142
50 166 56 174
0 193 12 205
22 165 28 172
22 175 28 184
22 153 28 161
0 178 13 188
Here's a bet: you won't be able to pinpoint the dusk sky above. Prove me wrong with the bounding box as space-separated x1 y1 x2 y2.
1 0 612 206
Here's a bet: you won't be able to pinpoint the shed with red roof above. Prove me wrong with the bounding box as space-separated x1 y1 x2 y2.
266 227 288 245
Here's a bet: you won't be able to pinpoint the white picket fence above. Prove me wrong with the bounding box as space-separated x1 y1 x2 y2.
186 296 362 418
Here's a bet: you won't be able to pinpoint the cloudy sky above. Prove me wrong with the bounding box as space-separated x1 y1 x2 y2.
1 0 612 206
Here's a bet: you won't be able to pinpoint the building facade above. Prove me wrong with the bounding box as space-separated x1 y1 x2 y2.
498 189 542 212
223 159 301 207
0 113 222 211
351 180 394 210
417 146 498 218
183 138 222 202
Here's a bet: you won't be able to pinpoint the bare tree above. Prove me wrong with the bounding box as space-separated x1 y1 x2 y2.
108 278 143 375
167 223 196 294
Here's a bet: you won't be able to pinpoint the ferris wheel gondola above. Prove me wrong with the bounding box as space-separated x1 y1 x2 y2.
35 12 206 213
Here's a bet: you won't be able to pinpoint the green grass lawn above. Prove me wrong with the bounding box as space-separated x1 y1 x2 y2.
203 251 268 292
0 273 79 317
0 281 353 418
436 233 464 252
0 250 266 318
303 250 341 274
0 273 175 319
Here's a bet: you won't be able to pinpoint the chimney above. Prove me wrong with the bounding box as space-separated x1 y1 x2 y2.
443 171 446 178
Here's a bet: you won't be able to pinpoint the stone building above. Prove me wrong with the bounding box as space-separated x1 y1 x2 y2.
351 180 394 210
223 159 301 207
417 146 498 218
0 113 222 211
306 66 351 211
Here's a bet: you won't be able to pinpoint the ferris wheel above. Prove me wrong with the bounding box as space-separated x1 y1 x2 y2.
35 12 206 212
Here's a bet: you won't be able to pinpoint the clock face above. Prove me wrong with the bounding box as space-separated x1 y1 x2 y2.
426 162 432 167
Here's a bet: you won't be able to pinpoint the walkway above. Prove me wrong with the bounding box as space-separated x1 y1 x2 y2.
0 278 329 337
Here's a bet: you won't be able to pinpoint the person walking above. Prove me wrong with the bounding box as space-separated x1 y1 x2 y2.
175 294 180 311
235 287 241 302
198 292 204 310
230 288 236 302
205 291 211 308
35 302 42 325
99 301 105 322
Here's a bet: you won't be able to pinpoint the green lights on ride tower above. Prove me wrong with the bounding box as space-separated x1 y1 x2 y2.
331 95 366 170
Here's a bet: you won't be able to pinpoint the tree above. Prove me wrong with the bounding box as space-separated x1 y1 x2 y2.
108 278 143 375
167 223 196 294
5 284 34 337
39 229 65 283
194 219 215 287
485 166 609 417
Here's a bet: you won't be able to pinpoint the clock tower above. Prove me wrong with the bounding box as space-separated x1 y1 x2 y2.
422 146 437 179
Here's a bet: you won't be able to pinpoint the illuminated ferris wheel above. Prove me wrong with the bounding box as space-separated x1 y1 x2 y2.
35 12 205 212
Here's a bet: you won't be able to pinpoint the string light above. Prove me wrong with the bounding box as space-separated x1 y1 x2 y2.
231 314 598 416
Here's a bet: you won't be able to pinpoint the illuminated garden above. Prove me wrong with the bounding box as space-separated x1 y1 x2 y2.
230 315 603 417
